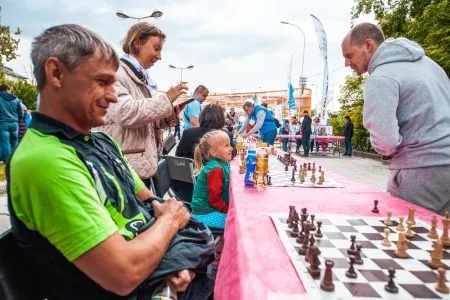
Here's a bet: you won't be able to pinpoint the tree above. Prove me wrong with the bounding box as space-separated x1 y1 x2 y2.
0 7 21 80
8 79 38 110
351 0 450 76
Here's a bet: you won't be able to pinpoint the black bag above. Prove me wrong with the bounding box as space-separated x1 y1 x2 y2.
162 134 176 155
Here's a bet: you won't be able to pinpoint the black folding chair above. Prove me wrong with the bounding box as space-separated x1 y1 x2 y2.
150 158 175 199
165 156 196 208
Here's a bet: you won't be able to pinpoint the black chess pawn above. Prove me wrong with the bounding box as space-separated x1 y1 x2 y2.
315 221 323 238
354 243 363 265
267 175 272 185
287 206 295 224
290 221 299 238
385 268 399 293
347 235 357 255
320 260 335 291
291 169 296 183
345 255 358 278
319 166 322 173
310 214 316 231
372 200 379 213
308 162 311 171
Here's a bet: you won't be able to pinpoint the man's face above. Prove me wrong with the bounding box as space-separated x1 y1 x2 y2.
197 90 209 102
243 105 253 116
58 49 118 130
342 36 372 75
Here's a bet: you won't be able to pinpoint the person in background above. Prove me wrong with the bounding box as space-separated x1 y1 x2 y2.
237 100 278 145
98 22 185 187
175 104 236 203
0 84 22 163
342 23 450 213
18 102 30 141
295 124 302 155
183 85 209 129
280 119 290 152
316 126 329 153
225 117 234 133
191 130 232 230
301 110 312 157
174 117 181 140
310 117 320 153
343 115 354 156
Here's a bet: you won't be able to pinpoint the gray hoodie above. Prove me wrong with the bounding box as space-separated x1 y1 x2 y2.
363 37 450 170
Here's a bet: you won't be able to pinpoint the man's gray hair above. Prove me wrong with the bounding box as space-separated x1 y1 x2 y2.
243 99 255 108
193 85 209 96
31 24 119 89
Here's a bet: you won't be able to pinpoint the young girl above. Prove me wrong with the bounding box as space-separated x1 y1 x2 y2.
191 130 233 230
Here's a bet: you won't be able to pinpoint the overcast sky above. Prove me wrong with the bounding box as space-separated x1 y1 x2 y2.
2 0 375 111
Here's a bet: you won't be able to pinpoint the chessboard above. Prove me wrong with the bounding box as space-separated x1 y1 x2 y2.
268 155 343 188
270 210 450 299
268 170 344 188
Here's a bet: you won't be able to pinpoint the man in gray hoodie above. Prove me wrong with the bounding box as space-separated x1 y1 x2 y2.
342 23 450 215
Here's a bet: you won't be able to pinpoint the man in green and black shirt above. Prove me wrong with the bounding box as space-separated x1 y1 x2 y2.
8 24 213 299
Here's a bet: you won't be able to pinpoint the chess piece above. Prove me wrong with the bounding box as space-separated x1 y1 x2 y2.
354 243 363 265
436 267 450 294
290 221 299 238
428 215 439 239
284 161 289 172
384 211 394 226
310 214 316 231
307 245 321 278
308 162 311 171
372 200 379 213
441 214 450 248
396 216 405 231
298 222 311 255
347 235 357 255
395 232 409 258
382 228 391 247
296 219 305 244
310 172 316 184
315 221 323 238
405 222 416 238
407 207 416 225
305 234 318 263
320 260 335 292
291 169 296 183
345 255 357 278
318 165 322 173
267 175 272 186
312 162 316 173
428 240 444 269
385 268 399 293
287 206 295 224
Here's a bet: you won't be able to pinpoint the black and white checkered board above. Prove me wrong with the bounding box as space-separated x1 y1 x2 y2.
268 171 344 188
270 213 450 299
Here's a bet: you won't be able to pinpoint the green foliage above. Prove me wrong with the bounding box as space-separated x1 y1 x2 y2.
351 0 450 76
6 79 38 110
0 7 20 80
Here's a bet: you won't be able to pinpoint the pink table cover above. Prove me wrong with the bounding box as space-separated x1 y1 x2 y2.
214 154 438 300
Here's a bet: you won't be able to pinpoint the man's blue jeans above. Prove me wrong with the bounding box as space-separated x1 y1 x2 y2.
260 129 277 145
345 136 352 155
0 123 19 163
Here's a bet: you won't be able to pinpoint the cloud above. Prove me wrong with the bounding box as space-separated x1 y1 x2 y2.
2 0 376 110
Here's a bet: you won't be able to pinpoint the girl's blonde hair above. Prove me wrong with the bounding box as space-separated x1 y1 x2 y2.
193 130 230 174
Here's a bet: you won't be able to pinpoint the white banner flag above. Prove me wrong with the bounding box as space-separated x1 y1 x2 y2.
310 14 329 118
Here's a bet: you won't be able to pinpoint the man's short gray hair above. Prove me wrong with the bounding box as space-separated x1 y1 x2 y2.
243 99 254 108
31 24 119 89
350 23 385 46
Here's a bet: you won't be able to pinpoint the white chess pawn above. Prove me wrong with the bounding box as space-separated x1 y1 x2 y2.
396 217 405 231
384 211 394 226
382 228 391 247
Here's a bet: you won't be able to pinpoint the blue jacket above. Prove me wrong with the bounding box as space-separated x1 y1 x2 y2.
250 105 276 134
0 92 22 124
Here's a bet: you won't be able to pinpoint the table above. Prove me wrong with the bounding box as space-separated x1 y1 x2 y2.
214 154 438 299
276 135 344 156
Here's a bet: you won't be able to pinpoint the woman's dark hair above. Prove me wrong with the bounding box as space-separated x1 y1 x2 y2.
199 104 225 129
344 115 351 122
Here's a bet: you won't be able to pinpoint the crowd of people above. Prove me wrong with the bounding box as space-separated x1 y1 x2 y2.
3 19 449 300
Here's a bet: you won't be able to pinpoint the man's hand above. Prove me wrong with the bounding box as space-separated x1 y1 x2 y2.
168 270 196 292
152 198 190 231
166 83 188 102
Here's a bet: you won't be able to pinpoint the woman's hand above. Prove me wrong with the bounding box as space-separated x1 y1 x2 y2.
166 83 188 102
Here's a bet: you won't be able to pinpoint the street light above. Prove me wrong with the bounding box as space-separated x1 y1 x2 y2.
281 21 306 94
169 64 194 82
116 10 163 20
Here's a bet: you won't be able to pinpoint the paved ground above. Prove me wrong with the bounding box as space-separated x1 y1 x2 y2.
0 151 389 235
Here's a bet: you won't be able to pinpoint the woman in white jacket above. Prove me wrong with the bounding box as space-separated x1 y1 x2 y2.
99 22 187 185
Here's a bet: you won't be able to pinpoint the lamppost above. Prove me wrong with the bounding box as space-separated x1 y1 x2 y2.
280 21 306 94
169 65 194 82
116 10 163 20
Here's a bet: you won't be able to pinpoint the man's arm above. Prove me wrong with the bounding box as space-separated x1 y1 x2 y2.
73 198 190 296
363 76 402 156
237 117 250 134
245 110 266 135
185 103 201 128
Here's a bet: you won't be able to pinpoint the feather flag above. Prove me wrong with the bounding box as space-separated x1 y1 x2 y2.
287 55 296 110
